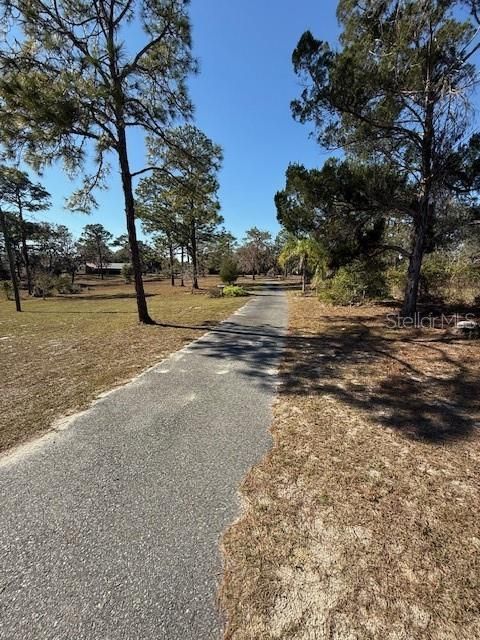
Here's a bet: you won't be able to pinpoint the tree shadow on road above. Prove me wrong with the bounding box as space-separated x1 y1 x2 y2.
182 316 287 394
154 297 480 443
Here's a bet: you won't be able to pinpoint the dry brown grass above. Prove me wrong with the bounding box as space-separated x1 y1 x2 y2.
0 276 245 453
221 296 480 640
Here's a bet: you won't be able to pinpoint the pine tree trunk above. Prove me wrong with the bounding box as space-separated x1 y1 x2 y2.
99 248 104 280
169 242 175 286
116 126 154 324
402 129 434 315
16 253 22 281
402 50 435 318
401 204 428 317
17 203 32 295
302 256 307 294
190 218 199 291
0 209 21 312
180 246 185 287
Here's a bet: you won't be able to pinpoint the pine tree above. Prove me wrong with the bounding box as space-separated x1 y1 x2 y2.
291 0 480 315
0 0 196 323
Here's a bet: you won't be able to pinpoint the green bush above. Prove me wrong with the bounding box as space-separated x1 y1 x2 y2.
223 285 249 297
420 251 480 303
385 264 407 300
219 257 239 284
318 260 388 305
385 252 480 304
2 280 13 301
122 263 134 283
33 273 56 298
420 252 452 300
55 275 81 294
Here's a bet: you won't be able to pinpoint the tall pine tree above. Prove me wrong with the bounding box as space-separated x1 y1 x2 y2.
0 0 196 323
292 0 480 315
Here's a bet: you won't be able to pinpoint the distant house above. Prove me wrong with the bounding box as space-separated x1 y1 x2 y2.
80 262 128 276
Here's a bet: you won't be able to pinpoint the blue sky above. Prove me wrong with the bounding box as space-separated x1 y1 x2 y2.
32 0 340 243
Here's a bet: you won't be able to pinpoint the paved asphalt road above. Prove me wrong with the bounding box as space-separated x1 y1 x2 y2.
0 283 287 640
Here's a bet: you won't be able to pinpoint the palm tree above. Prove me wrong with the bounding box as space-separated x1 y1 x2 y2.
279 235 325 293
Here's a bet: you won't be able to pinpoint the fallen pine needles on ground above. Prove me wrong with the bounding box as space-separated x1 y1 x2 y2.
221 296 480 640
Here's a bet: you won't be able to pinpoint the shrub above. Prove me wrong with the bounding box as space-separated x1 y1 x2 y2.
420 251 480 304
385 264 408 300
207 286 223 298
318 268 360 305
219 257 239 284
33 273 56 298
122 263 134 283
420 252 452 301
318 260 388 305
55 275 81 294
2 280 13 301
386 252 480 304
223 285 249 297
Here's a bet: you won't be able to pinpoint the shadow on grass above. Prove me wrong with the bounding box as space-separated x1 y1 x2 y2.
182 293 479 443
163 289 478 442
27 281 476 444
283 321 479 444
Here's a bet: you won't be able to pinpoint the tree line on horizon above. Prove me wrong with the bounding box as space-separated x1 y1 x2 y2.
276 0 480 314
0 161 283 308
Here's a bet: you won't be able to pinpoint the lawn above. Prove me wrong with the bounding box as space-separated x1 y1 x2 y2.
221 295 480 639
0 276 246 453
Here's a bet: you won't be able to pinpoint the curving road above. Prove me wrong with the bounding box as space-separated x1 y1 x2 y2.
0 283 287 640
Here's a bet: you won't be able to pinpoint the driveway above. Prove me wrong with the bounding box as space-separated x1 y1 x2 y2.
0 283 287 639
